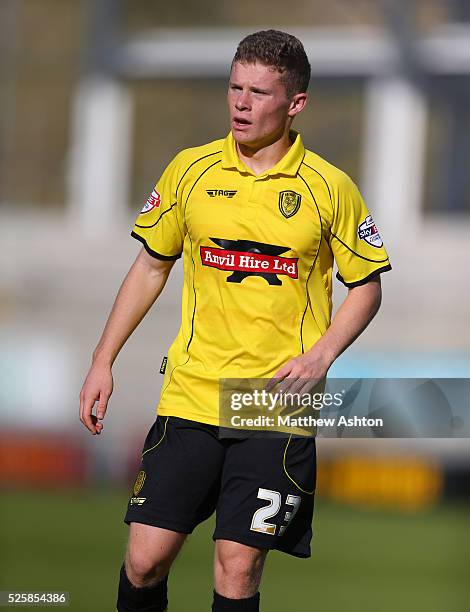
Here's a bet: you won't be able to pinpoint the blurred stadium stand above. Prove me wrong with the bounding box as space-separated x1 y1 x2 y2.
0 0 469 507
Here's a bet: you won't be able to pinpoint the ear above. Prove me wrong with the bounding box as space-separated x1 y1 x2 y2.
288 93 308 118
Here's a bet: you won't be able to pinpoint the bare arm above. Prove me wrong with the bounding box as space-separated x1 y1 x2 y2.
270 278 382 393
79 248 175 435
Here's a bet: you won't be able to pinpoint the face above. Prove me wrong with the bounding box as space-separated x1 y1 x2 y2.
227 61 307 149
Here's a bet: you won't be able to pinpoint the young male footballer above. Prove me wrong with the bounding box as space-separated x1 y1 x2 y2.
79 30 391 612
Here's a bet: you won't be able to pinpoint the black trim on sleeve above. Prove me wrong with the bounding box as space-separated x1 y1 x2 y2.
135 150 223 230
336 263 392 288
330 232 389 263
183 159 223 352
176 150 222 197
298 171 323 354
134 201 177 229
183 159 222 217
131 231 182 261
301 162 333 209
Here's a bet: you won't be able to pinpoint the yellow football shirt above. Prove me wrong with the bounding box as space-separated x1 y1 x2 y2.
131 131 391 425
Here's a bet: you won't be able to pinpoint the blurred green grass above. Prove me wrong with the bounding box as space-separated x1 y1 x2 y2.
1 488 469 611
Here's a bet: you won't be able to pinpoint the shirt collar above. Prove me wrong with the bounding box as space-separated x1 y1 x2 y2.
221 130 305 178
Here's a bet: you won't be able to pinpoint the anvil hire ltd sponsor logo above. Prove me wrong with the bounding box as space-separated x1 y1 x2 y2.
200 238 298 286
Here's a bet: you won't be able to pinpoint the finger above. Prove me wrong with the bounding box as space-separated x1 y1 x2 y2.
79 392 84 424
96 393 109 420
79 388 88 424
265 378 279 393
94 416 104 434
79 392 86 427
82 395 99 434
90 414 103 435
295 379 315 397
283 376 306 396
265 376 280 392
279 377 299 395
266 365 292 391
299 377 322 397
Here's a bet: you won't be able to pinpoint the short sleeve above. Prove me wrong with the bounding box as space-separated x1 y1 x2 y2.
330 175 391 287
131 154 185 260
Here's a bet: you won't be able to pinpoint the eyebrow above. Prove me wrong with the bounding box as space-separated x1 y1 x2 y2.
229 82 270 94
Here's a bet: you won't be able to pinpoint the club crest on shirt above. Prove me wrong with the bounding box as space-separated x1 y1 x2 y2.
357 215 383 248
133 470 146 496
279 191 301 218
140 189 161 213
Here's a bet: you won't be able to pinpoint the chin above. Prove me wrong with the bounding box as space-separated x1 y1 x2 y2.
231 128 256 146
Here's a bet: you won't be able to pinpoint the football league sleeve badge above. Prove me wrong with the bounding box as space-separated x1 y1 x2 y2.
140 189 161 214
357 215 383 248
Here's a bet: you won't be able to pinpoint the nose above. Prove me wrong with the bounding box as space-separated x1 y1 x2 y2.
235 89 251 111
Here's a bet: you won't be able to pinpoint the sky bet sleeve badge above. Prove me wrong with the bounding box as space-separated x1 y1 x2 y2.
357 214 383 248
279 190 302 218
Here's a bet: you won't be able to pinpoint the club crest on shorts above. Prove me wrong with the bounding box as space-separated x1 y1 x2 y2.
357 215 383 248
279 191 301 218
133 470 146 496
140 189 161 213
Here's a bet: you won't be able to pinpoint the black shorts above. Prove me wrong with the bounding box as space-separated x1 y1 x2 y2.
124 415 316 558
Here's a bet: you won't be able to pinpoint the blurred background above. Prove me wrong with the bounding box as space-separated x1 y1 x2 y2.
1 0 469 610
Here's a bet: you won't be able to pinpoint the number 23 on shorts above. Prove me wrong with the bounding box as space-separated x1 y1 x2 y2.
250 488 301 536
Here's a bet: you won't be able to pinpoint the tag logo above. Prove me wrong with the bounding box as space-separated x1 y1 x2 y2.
160 356 168 374
133 470 146 496
357 215 383 248
206 189 237 198
279 191 301 218
141 189 161 213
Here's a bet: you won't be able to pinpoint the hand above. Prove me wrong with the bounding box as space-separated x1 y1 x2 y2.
267 346 332 395
79 361 114 435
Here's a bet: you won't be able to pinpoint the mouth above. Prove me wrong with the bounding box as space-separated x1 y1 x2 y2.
232 117 251 130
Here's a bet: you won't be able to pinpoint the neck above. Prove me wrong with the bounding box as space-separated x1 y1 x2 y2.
236 127 294 175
